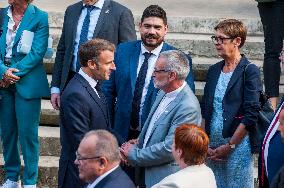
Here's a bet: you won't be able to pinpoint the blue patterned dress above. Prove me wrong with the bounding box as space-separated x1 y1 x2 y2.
206 71 254 188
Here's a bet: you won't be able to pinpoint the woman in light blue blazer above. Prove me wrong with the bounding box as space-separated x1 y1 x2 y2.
0 0 50 187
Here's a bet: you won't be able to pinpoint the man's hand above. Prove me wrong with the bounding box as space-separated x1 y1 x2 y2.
120 142 135 158
3 68 20 84
51 93 60 110
119 149 129 166
127 138 138 145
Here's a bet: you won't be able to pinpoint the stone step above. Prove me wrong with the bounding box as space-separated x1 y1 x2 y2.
48 12 263 36
0 156 58 187
0 0 260 19
0 126 60 157
40 99 59 126
47 32 264 61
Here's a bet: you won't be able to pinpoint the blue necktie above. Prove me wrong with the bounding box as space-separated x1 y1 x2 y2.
76 5 95 72
130 52 152 130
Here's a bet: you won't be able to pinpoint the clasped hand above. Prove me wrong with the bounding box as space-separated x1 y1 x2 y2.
0 68 20 88
208 143 232 162
119 139 138 166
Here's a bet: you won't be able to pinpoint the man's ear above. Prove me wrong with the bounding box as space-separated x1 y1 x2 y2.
169 71 177 81
87 60 96 70
99 157 108 169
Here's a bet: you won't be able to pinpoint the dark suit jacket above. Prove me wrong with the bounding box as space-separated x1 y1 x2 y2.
102 40 195 141
92 166 135 188
201 55 262 138
258 96 284 188
271 165 284 188
51 0 136 91
59 73 111 188
0 8 5 37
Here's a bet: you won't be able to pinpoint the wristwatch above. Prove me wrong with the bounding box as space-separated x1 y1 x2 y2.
228 141 236 149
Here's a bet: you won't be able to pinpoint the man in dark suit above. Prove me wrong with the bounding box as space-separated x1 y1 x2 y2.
270 109 284 188
102 5 195 143
259 96 284 188
50 0 136 110
75 130 135 188
59 39 116 188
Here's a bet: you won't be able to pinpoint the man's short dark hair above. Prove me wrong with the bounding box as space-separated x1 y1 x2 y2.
79 38 115 67
141 5 167 25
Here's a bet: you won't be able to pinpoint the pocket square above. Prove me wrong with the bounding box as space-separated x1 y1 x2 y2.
17 30 34 54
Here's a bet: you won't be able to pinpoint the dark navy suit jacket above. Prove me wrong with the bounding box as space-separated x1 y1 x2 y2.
102 40 195 141
51 0 136 92
259 96 284 188
201 55 262 138
59 73 111 188
92 166 135 188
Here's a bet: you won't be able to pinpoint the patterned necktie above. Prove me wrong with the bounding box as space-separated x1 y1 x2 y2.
76 5 95 72
130 52 152 130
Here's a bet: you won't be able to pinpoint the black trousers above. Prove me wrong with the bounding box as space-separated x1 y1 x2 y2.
258 1 284 97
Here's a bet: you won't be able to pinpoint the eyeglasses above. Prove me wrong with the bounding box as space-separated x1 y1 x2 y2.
211 35 234 44
75 151 101 161
153 69 170 74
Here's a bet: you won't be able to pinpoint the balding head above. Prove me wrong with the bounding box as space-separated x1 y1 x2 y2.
75 130 120 183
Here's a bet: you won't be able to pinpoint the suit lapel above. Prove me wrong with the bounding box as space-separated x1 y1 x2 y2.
71 2 83 46
139 90 165 147
75 74 109 125
92 0 110 39
224 57 247 96
144 85 187 147
129 42 142 93
13 4 35 46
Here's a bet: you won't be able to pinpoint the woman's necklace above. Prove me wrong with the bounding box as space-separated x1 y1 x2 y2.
223 56 241 73
12 13 23 31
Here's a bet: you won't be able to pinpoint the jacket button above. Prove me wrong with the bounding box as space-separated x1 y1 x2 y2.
224 118 227 121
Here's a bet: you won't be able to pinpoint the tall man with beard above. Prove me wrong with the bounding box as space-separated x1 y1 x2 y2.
102 5 195 143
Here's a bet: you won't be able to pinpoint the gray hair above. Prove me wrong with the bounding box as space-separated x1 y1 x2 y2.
84 130 120 163
159 50 190 80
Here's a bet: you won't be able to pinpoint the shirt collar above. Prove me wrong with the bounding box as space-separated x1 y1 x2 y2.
78 68 98 89
7 6 12 19
165 81 186 98
87 165 119 188
83 0 104 9
140 42 164 57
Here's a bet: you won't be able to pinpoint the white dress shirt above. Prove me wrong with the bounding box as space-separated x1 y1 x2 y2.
87 165 119 188
5 6 20 58
143 82 186 148
51 0 104 94
78 68 100 98
137 42 164 130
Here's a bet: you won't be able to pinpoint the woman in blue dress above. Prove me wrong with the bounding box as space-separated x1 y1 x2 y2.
201 19 262 188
